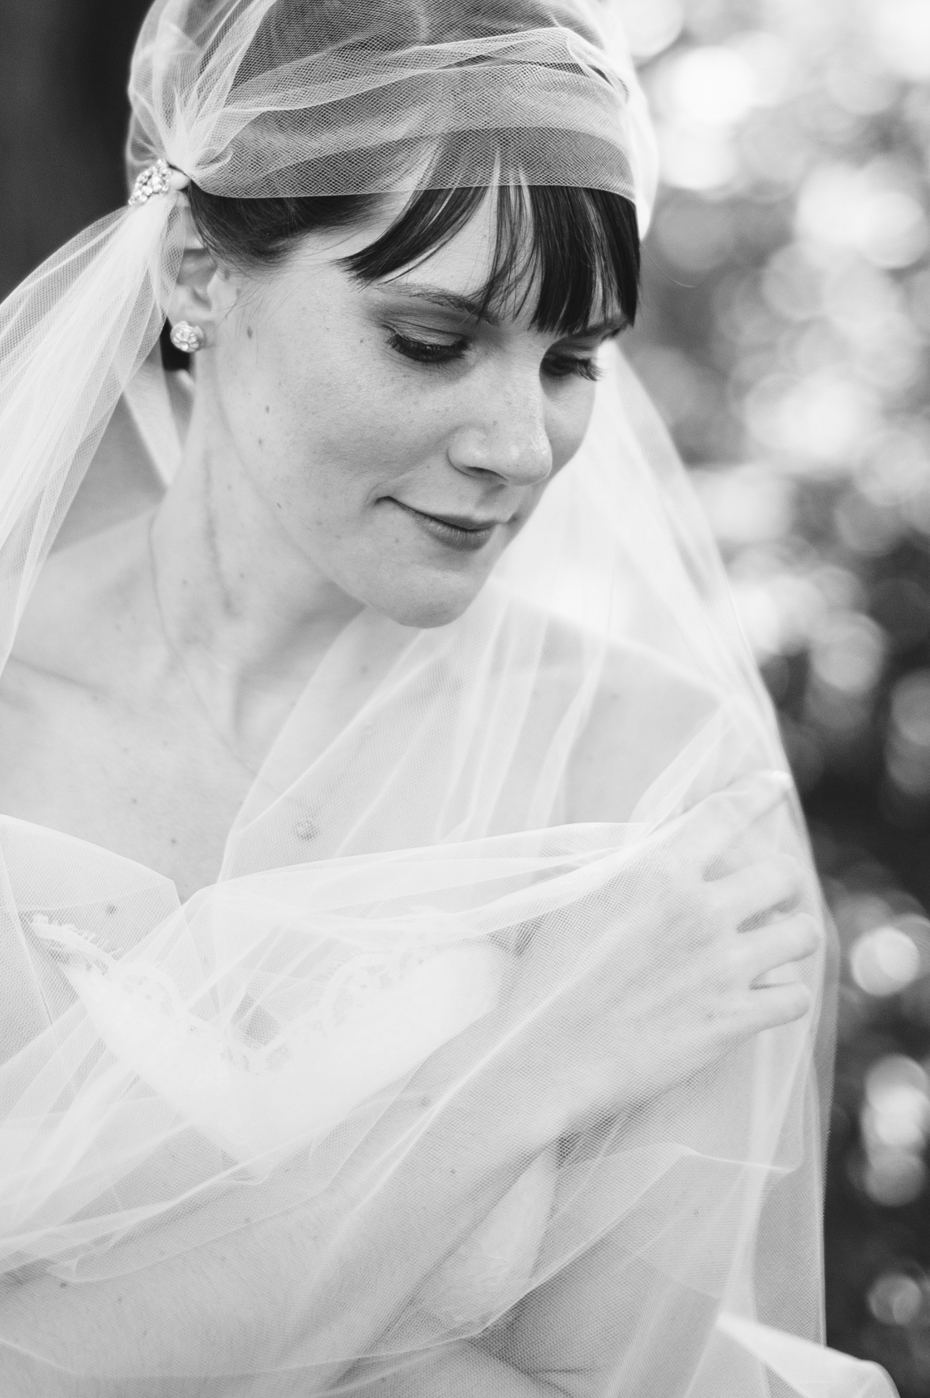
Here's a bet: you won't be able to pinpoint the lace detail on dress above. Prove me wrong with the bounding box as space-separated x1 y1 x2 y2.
31 917 508 1152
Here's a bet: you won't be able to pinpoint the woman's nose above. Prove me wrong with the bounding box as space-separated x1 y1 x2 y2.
446 380 553 485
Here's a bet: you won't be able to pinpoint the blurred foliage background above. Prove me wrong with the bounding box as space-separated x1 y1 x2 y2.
1 0 929 1391
618 1 930 1390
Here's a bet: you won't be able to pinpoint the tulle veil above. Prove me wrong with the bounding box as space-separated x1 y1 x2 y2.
0 1 897 1393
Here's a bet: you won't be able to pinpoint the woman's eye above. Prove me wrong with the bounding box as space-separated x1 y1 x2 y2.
388 330 469 365
543 355 602 383
387 329 601 381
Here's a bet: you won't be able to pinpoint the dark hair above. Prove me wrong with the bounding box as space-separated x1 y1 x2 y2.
162 177 639 369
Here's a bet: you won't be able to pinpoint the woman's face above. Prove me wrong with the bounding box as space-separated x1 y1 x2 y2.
179 196 623 628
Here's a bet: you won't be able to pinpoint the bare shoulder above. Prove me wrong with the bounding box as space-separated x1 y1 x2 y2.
11 516 147 683
575 635 720 818
524 609 722 823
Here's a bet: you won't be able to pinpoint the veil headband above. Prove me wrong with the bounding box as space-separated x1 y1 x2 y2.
127 0 658 224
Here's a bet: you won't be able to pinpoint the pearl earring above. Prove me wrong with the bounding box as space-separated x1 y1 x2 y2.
169 321 206 353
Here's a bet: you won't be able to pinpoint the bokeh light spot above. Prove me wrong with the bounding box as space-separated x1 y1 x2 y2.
810 612 885 696
796 163 928 269
691 465 794 548
615 0 684 60
661 45 757 126
746 372 880 468
865 0 930 81
728 30 795 107
885 671 930 799
889 672 930 750
868 1272 925 1325
866 1053 927 1104
863 1149 927 1206
852 929 923 995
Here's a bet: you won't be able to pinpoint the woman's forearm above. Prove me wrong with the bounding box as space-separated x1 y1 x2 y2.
342 1340 569 1398
0 1070 544 1393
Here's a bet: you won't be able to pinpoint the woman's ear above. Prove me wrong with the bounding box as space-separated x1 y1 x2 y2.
166 217 237 345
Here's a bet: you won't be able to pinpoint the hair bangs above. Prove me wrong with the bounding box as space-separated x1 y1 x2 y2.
343 173 640 336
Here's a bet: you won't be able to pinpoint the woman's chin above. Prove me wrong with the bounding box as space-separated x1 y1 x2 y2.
367 577 488 630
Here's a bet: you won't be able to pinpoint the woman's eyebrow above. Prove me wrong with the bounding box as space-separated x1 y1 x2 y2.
375 281 628 339
375 280 498 324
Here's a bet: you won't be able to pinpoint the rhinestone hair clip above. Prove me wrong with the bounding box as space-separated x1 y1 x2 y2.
128 158 190 207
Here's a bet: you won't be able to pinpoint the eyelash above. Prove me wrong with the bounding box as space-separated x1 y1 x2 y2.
387 330 603 382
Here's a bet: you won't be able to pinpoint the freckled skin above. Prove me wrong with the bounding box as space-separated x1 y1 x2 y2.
167 197 606 628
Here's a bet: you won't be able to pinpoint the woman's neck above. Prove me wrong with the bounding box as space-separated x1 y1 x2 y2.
148 425 365 751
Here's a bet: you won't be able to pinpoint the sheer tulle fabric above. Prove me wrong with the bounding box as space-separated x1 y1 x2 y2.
0 1 895 1393
126 0 657 209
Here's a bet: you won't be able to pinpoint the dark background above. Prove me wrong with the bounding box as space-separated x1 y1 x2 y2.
3 1 930 1391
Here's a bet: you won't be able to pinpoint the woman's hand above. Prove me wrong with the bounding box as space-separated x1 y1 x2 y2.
487 771 819 1142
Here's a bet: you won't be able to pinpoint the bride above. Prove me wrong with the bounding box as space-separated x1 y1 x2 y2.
0 1 897 1394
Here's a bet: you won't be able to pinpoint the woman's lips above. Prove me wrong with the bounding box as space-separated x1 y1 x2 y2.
388 499 505 553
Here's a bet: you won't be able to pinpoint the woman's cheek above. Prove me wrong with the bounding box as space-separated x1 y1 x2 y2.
551 385 596 471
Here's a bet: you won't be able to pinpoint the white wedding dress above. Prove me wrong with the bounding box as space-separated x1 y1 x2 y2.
27 893 556 1329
